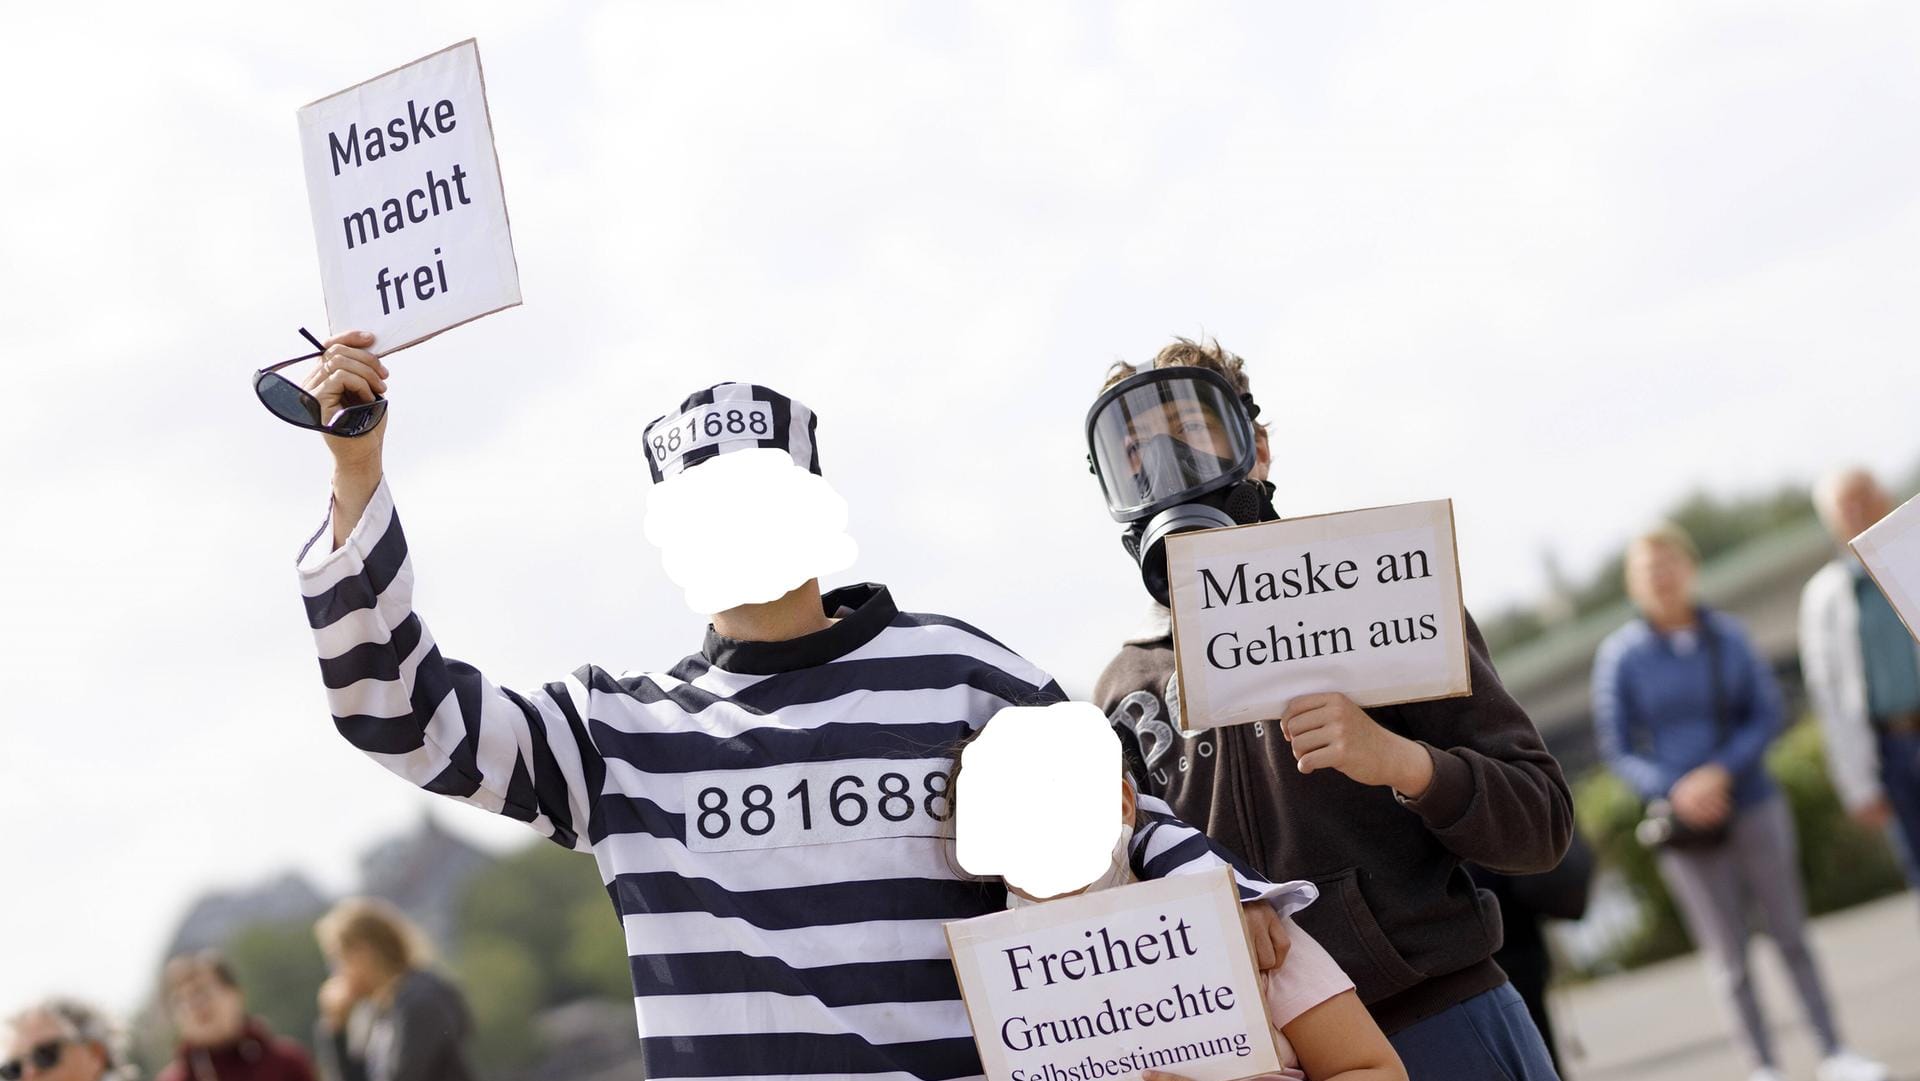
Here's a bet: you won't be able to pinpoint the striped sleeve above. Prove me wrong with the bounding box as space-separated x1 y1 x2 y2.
296 478 602 852
1131 793 1318 918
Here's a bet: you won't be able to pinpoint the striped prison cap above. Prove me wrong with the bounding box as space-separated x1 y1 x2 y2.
642 382 822 484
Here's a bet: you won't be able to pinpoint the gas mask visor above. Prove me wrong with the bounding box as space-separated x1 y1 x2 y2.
1085 366 1258 524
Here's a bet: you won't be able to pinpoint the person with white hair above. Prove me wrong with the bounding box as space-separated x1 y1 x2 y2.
1801 467 1920 889
2 998 130 1081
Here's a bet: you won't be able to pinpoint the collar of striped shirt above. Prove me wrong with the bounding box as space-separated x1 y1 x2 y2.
700 582 896 675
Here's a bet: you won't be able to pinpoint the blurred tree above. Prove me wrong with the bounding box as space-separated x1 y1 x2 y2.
1485 483 1818 656
1574 768 1690 970
452 841 632 1074
1667 485 1816 564
224 919 330 1049
455 934 545 1074
561 895 635 1002
457 841 628 1002
1769 721 1907 913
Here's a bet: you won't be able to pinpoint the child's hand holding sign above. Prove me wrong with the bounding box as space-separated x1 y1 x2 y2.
1280 692 1436 801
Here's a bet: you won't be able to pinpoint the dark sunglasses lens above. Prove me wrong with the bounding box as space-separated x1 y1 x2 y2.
327 399 387 437
255 372 324 428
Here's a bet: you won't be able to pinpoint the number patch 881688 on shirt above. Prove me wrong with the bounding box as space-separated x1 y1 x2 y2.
681 758 955 853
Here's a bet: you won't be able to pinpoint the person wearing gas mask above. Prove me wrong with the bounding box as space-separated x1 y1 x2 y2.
1085 338 1573 1081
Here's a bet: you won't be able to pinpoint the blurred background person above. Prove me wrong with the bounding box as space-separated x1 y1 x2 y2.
1802 467 1920 893
311 899 473 1081
156 952 313 1081
2 997 130 1081
1468 830 1594 1074
1592 524 1884 1081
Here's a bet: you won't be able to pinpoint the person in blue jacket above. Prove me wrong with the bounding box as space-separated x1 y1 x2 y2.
1592 523 1884 1081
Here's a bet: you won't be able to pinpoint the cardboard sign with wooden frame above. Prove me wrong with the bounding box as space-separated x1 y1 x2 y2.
945 867 1281 1081
1165 499 1471 733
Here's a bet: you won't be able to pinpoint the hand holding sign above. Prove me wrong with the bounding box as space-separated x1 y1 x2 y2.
304 331 389 463
1281 692 1435 799
1240 901 1289 974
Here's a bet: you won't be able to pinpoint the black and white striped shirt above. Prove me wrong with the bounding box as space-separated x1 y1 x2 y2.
297 479 1291 1081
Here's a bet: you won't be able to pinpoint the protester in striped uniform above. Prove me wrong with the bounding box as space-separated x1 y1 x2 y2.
288 330 1298 1081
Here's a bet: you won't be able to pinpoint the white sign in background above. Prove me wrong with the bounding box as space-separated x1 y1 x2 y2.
946 869 1280 1081
298 39 521 355
1166 499 1471 732
1850 491 1920 642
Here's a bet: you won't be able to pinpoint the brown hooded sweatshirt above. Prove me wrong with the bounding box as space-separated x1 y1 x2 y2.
1094 607 1573 1034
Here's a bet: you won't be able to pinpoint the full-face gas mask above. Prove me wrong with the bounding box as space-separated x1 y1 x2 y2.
1085 366 1273 605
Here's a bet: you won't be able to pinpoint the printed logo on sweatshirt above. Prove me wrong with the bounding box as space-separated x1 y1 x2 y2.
1109 690 1177 782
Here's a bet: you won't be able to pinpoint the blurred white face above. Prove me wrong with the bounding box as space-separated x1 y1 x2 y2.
3 1011 105 1081
1626 539 1698 624
644 449 857 615
953 703 1128 900
1826 474 1892 544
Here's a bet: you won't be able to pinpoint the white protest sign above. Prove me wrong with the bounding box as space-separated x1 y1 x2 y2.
1849 491 1920 642
297 39 520 355
947 868 1279 1081
1166 499 1470 732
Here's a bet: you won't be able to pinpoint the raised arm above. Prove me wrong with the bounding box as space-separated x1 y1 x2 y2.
303 331 388 552
295 332 603 851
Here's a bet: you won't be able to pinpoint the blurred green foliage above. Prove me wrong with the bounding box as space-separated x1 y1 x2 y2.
1483 483 1817 654
1574 720 1907 972
451 841 632 1074
457 934 545 1070
225 919 332 1047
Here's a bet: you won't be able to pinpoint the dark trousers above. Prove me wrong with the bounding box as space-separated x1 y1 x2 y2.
1498 943 1561 1071
1879 730 1920 889
1388 982 1561 1081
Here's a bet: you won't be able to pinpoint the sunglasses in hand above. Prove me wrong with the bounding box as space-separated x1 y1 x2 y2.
0 1038 69 1080
253 327 388 438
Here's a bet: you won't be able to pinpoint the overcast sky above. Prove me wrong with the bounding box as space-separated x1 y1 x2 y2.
4 0 1919 1017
